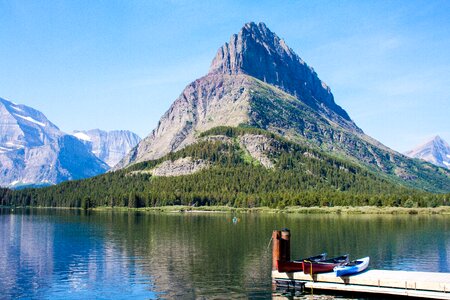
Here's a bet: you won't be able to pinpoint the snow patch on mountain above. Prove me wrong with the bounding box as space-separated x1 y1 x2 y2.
73 131 92 142
14 114 46 127
10 106 23 112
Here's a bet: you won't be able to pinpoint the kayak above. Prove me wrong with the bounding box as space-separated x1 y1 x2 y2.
334 256 370 277
303 254 349 274
277 253 327 273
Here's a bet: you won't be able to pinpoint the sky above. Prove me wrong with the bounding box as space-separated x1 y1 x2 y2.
1 0 449 153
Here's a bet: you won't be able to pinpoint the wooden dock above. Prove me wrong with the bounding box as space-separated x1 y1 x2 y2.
273 269 450 299
271 229 450 299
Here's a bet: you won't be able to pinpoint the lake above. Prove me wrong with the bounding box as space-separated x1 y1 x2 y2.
1 208 449 299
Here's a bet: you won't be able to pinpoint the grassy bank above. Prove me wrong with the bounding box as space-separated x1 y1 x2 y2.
89 205 450 215
3 205 450 215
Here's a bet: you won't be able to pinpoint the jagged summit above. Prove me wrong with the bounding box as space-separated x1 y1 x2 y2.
405 135 450 169
209 22 354 126
431 135 445 144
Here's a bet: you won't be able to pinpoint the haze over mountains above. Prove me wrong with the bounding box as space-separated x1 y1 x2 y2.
405 136 450 170
116 22 449 193
0 97 140 187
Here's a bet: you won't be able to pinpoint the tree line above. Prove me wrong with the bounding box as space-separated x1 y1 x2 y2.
1 127 448 209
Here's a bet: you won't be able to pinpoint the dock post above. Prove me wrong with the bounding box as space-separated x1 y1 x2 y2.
281 228 291 262
272 230 281 270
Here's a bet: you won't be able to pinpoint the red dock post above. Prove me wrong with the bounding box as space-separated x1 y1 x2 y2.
281 228 291 262
272 230 281 270
272 228 291 271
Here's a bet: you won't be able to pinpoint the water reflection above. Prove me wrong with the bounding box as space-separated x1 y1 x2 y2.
0 209 158 299
0 209 449 299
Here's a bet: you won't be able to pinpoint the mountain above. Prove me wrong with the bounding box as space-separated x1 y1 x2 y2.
405 136 450 169
0 97 109 187
72 129 141 167
114 22 449 193
115 21 362 169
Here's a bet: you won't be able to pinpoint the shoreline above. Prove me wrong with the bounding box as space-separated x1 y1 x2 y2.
3 205 450 215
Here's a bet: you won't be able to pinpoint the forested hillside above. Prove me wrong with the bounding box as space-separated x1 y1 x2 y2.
2 127 448 209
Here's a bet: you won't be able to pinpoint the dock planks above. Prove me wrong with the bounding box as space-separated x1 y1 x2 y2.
273 269 450 299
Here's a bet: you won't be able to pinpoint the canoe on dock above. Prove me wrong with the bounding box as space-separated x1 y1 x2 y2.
277 253 327 272
303 254 349 274
334 256 370 277
277 260 303 272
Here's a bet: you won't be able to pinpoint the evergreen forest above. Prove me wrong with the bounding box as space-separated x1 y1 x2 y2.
1 127 449 209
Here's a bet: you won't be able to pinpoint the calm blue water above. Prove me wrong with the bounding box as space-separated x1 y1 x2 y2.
1 208 449 299
1 210 158 299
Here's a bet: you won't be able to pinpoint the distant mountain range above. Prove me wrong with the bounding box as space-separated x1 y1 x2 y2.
405 136 450 170
0 97 139 187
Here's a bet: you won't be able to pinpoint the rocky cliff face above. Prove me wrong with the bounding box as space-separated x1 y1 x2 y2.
0 97 108 187
114 22 450 192
209 22 359 132
115 74 252 168
72 129 141 167
405 136 450 169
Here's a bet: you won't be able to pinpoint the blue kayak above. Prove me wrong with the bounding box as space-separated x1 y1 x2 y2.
334 256 370 277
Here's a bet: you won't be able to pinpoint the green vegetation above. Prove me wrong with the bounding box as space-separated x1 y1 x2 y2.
247 78 450 193
86 205 450 215
1 126 449 209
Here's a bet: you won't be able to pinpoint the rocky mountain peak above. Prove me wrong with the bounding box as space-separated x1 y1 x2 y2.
432 135 444 144
209 22 353 124
405 135 450 169
0 97 60 151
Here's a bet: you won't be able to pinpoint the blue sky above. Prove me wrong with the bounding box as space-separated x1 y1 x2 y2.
1 0 449 152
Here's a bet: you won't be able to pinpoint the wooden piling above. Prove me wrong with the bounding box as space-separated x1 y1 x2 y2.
272 230 281 270
281 229 291 262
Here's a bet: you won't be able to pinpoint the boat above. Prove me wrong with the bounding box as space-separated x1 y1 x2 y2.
334 256 370 277
277 260 304 272
294 253 327 264
303 254 349 274
277 253 327 273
